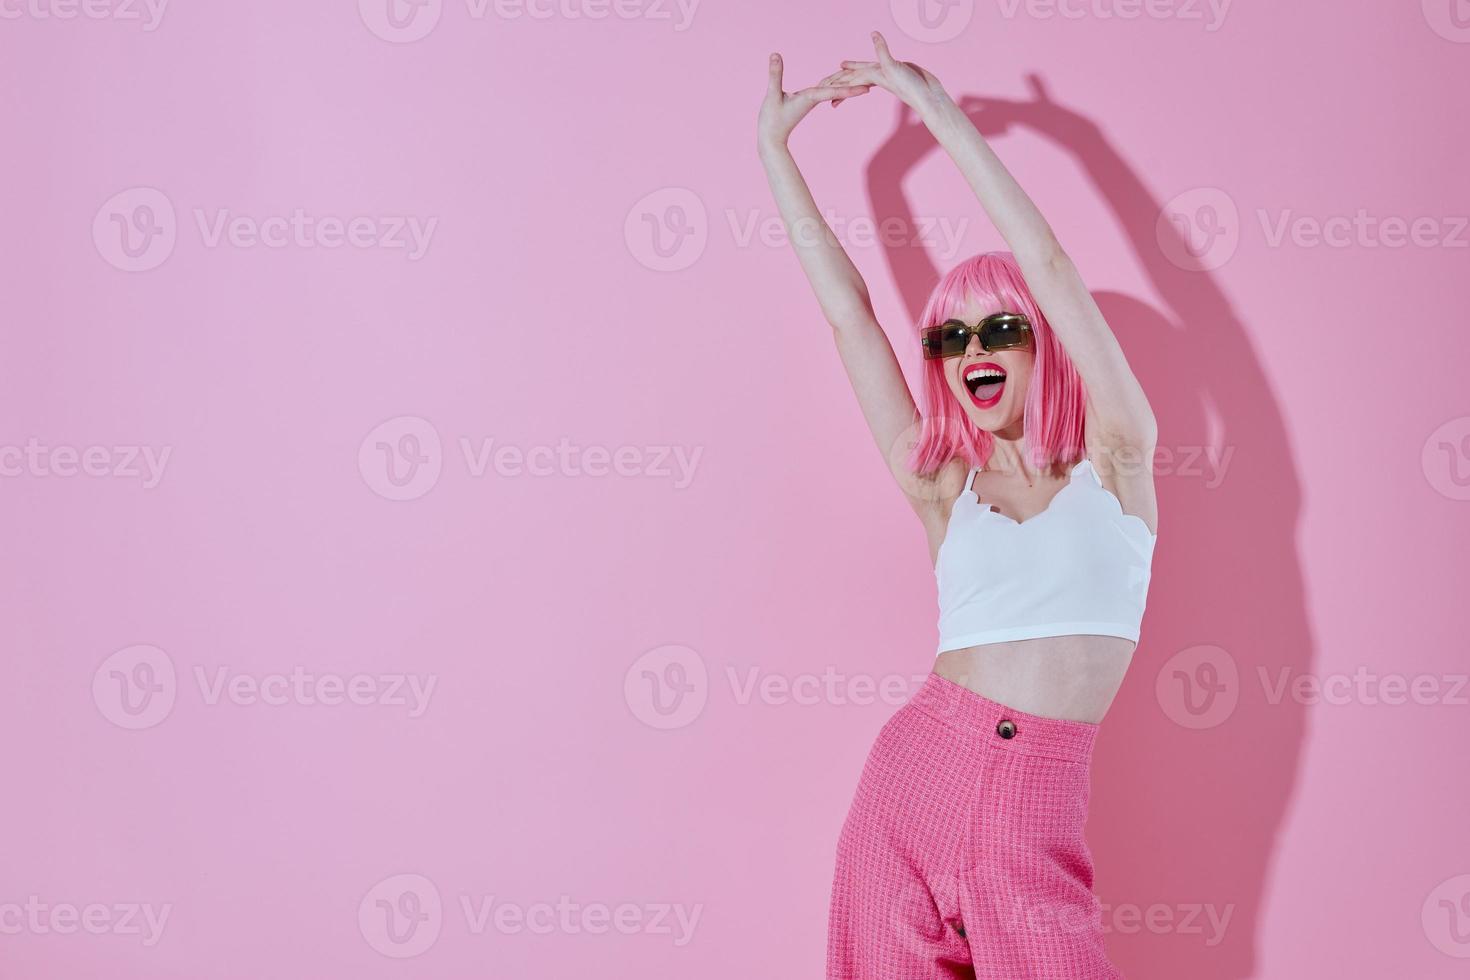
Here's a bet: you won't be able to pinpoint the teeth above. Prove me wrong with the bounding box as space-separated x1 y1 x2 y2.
965 368 1006 381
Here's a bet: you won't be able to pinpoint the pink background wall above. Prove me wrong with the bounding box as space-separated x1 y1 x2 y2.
4 1 1469 977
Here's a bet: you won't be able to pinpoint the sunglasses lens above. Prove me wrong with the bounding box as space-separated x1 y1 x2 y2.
980 319 1029 350
923 325 965 359
940 324 971 357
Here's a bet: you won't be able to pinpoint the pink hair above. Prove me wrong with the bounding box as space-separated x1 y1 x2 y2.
906 251 1087 475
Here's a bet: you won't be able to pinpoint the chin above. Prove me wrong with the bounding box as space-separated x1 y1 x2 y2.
956 395 1022 432
970 414 1022 434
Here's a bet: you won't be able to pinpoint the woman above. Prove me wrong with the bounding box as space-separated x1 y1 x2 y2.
757 32 1159 979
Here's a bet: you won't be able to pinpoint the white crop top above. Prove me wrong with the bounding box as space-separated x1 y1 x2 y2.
935 457 1157 655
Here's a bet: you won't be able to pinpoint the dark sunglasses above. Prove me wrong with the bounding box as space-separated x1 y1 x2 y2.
920 312 1033 360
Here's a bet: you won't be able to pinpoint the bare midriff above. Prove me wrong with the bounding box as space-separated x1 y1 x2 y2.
933 634 1136 724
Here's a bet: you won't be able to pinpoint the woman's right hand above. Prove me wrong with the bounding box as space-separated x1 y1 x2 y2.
757 53 871 153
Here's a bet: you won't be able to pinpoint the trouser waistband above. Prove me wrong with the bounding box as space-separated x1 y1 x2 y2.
907 673 1099 764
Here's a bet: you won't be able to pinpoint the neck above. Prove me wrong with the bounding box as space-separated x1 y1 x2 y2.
986 426 1055 482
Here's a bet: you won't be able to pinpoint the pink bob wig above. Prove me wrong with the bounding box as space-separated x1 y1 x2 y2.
906 251 1087 476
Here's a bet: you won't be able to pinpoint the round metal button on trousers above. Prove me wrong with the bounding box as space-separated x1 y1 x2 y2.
996 719 1017 739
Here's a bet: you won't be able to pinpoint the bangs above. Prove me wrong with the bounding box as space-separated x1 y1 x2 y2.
932 286 1018 327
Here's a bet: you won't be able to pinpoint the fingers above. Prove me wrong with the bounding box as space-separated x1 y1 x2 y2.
830 64 885 92
800 84 872 103
817 70 848 107
871 30 897 66
814 68 874 107
769 56 875 110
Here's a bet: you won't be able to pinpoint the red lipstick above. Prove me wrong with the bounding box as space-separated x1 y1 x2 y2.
963 361 1007 409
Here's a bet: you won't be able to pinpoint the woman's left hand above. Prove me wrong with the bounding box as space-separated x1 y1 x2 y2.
834 31 954 119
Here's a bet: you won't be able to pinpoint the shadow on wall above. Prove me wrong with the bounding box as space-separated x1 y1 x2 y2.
865 78 1312 979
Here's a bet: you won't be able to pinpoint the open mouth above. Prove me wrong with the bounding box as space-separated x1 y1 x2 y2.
963 362 1007 407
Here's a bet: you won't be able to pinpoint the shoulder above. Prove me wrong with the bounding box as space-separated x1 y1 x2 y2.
1081 435 1158 535
908 456 972 563
906 455 971 523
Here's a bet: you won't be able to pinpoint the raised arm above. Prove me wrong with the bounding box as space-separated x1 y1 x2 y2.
757 53 941 513
837 34 1158 457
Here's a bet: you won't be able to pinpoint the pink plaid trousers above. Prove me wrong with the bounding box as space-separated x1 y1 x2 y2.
827 673 1122 979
